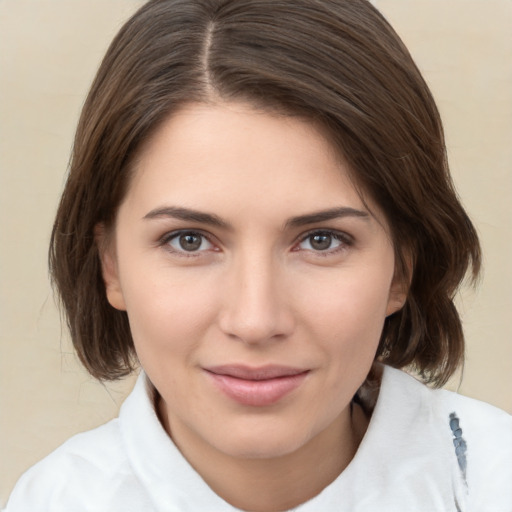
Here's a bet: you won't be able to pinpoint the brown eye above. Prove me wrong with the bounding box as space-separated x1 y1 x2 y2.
309 233 333 251
179 233 202 251
165 231 213 253
296 230 350 253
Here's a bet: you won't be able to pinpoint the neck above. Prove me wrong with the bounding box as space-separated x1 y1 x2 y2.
158 397 368 512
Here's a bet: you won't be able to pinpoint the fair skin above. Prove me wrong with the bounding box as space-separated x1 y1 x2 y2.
100 101 406 511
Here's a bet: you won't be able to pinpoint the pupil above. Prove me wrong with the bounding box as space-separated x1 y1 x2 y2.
179 233 201 251
311 234 331 250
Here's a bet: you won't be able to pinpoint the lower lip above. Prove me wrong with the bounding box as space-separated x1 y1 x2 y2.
206 371 309 407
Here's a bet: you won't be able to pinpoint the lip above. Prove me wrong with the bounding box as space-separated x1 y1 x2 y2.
204 365 310 406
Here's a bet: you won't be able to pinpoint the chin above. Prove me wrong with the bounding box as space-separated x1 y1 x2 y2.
208 419 313 460
219 439 302 460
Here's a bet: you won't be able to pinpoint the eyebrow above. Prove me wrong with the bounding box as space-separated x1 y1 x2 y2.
284 207 370 229
143 206 231 229
143 205 370 230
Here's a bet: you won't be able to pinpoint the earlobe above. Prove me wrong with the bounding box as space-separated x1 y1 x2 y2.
94 223 127 311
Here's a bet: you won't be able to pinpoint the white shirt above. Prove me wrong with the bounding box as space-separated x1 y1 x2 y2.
5 366 512 511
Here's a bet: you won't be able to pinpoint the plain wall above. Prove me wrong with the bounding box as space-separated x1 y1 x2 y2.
1 0 511 505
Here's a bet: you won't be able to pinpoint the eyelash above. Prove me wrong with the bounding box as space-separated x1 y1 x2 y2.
158 229 353 257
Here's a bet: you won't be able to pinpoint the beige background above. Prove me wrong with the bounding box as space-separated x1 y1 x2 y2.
1 0 511 505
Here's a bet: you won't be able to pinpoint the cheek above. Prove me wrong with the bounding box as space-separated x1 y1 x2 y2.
299 271 392 409
298 265 393 353
119 265 222 361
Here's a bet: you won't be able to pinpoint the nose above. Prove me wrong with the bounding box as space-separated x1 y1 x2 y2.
218 252 295 345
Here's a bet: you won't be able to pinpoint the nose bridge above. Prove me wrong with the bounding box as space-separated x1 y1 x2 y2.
219 247 293 343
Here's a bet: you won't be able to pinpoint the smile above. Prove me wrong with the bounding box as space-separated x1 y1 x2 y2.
204 365 310 407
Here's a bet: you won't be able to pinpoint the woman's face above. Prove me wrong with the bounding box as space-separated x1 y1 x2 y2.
101 102 405 462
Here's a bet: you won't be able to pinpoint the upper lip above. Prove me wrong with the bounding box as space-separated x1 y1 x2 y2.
204 365 309 381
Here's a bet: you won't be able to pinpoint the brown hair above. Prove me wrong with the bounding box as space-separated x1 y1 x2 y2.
50 0 481 386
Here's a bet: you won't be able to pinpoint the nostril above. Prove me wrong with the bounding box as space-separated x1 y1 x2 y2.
218 300 294 345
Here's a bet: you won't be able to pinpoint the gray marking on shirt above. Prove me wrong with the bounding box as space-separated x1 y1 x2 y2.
449 412 468 486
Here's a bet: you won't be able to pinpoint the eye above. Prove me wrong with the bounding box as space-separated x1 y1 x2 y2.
164 231 214 254
296 230 351 253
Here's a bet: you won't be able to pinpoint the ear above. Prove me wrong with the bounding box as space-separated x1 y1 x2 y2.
385 252 413 317
385 278 408 316
95 223 127 311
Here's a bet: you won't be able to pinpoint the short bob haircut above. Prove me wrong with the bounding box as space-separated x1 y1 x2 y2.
50 0 480 386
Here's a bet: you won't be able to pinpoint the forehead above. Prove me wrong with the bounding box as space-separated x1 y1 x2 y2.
121 101 384 228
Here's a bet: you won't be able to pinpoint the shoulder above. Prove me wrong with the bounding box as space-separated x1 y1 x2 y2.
380 366 512 511
4 373 160 512
4 419 150 512
438 386 511 440
380 365 511 438
438 387 512 510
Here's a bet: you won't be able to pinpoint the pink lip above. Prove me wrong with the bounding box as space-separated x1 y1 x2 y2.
204 365 309 406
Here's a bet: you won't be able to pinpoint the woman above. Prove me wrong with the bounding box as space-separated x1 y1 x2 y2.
5 0 511 511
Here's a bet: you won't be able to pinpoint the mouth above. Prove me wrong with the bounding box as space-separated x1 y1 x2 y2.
204 365 310 406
